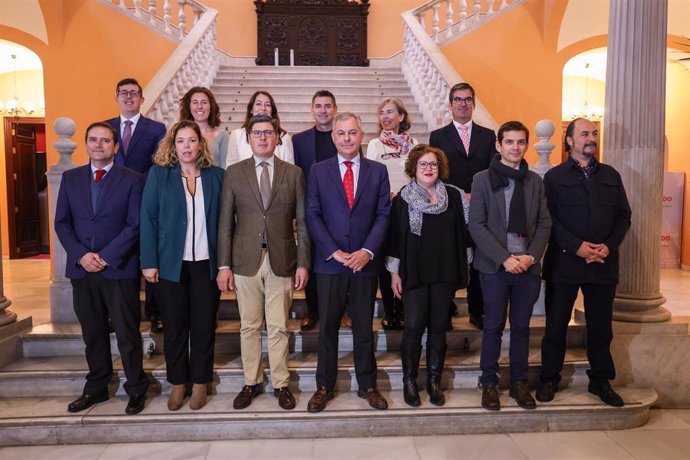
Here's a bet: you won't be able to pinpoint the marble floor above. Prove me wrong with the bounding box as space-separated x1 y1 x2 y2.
1 259 690 459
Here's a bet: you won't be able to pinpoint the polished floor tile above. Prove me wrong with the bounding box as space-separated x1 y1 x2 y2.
0 444 107 460
414 433 528 460
207 439 314 460
312 436 419 460
98 441 210 460
509 431 634 459
630 408 690 430
606 429 690 460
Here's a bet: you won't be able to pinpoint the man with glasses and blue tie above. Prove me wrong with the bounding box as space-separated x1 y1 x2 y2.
106 78 166 333
217 115 310 411
429 82 498 331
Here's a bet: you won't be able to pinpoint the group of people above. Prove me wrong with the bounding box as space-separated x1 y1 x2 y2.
54 78 631 417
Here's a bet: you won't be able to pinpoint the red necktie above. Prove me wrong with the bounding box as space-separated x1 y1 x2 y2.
343 161 354 209
94 169 106 183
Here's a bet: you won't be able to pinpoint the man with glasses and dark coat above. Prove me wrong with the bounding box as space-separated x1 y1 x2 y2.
430 82 498 330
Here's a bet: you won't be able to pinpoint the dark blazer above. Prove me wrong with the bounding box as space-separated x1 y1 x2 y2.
468 169 551 275
306 155 391 276
293 126 337 181
140 164 225 283
106 115 166 174
542 159 631 284
217 156 310 277
55 163 143 279
429 121 497 193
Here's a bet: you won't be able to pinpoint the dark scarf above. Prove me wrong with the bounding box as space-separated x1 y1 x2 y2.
488 154 528 235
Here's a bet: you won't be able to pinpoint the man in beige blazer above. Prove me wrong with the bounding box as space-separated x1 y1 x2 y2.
217 115 310 411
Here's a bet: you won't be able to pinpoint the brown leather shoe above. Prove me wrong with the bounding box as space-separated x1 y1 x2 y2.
274 386 296 410
300 312 318 332
307 386 334 413
167 384 185 411
510 381 536 410
189 383 208 410
233 384 262 410
357 387 388 410
481 384 501 411
341 313 352 329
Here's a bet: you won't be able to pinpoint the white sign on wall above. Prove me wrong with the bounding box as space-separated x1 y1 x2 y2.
661 172 685 268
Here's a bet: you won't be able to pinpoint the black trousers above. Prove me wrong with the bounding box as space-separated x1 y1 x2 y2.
540 281 617 385
315 272 378 390
401 282 455 380
156 260 221 385
144 280 161 320
379 269 403 320
305 274 319 315
466 264 484 317
72 273 148 396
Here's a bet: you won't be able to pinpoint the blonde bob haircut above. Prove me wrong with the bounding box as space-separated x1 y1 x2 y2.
153 120 215 168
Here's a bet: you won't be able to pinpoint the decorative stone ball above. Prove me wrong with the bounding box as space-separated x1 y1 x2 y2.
535 119 555 139
54 117 76 137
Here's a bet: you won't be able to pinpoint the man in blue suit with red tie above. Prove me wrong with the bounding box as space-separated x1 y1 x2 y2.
106 78 166 333
305 112 391 412
55 122 149 415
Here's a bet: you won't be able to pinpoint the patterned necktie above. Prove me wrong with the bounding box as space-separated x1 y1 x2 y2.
94 169 106 183
459 124 470 156
259 161 271 209
122 120 133 155
343 161 354 209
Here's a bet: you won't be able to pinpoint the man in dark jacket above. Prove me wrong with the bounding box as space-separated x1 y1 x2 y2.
537 117 631 407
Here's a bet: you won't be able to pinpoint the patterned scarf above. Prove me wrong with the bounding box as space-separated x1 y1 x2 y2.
400 179 448 236
380 130 415 159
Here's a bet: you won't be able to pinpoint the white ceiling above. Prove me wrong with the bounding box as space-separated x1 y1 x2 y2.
0 40 42 74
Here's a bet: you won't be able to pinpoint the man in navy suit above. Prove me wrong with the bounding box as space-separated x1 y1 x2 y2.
55 122 149 415
305 112 391 412
292 90 338 331
429 82 498 330
106 77 167 333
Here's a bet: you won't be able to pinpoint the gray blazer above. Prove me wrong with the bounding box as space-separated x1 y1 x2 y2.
468 169 551 275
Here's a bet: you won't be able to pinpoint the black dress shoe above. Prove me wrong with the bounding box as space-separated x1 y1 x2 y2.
233 384 263 410
588 381 624 407
536 381 557 402
426 380 445 406
469 313 484 330
274 387 296 410
357 388 388 410
403 382 421 407
481 384 500 411
125 393 146 415
149 316 163 334
67 391 109 413
509 381 536 410
300 312 318 332
381 315 396 331
307 386 334 412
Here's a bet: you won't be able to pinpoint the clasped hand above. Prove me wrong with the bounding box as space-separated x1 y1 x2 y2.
334 249 371 273
576 241 609 264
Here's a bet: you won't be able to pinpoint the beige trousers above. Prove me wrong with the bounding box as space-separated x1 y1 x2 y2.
234 251 293 388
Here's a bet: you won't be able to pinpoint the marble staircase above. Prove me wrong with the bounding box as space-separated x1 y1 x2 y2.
0 316 659 445
211 65 430 144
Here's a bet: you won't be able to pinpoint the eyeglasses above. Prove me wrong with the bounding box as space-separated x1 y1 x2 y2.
117 90 141 98
250 129 276 138
417 161 439 170
452 96 474 105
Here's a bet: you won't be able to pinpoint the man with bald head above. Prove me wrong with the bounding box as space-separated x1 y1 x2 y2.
538 117 631 407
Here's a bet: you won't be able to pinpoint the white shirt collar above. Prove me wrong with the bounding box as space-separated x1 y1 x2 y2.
337 153 360 166
452 119 473 131
90 161 114 173
253 155 275 168
120 113 141 125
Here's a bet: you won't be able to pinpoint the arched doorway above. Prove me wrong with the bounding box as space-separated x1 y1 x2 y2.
0 40 47 259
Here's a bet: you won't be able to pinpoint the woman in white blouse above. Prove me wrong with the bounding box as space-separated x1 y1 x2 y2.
140 120 225 411
366 97 419 330
226 90 294 167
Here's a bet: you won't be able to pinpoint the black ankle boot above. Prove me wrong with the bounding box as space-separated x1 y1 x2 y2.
426 378 445 406
403 381 421 407
426 346 446 406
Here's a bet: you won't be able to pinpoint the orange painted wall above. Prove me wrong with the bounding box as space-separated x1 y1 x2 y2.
439 1 566 164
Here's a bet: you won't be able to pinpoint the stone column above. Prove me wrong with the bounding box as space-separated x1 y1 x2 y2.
604 0 670 322
48 118 78 323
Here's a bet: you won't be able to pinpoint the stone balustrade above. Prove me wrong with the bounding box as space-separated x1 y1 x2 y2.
107 0 207 39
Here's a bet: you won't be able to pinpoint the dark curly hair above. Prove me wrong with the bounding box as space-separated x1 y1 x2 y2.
179 86 221 128
403 144 449 180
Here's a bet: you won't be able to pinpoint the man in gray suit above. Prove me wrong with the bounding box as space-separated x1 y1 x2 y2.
468 121 551 412
217 115 310 411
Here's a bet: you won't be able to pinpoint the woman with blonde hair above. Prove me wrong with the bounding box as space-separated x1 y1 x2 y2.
226 90 294 167
140 120 225 411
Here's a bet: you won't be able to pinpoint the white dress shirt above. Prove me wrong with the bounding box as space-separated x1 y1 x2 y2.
182 175 210 262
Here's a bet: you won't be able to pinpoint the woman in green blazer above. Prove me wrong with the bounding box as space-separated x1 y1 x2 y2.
140 120 225 411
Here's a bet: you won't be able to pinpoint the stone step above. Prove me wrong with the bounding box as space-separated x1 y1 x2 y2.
211 82 411 92
213 75 407 84
216 103 423 116
18 317 585 358
0 387 657 445
213 93 419 105
0 344 590 397
217 65 404 76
